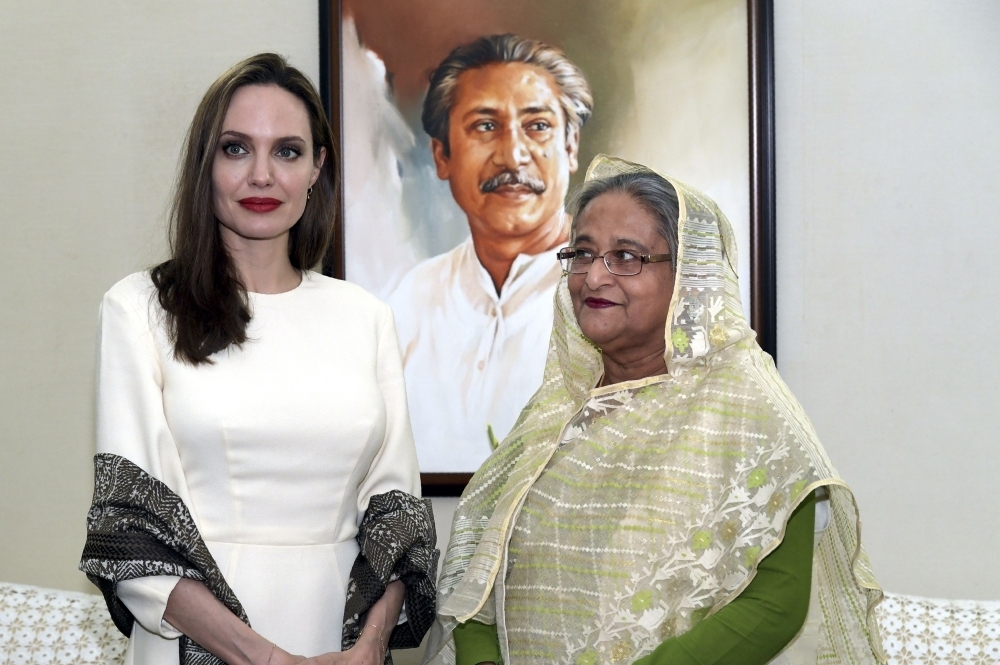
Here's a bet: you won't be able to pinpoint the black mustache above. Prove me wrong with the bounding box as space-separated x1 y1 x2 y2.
480 170 546 194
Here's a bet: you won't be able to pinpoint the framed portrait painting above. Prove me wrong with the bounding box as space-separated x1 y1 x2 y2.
319 0 776 495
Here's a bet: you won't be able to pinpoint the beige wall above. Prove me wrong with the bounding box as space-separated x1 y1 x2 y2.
0 1 319 593
775 0 1000 599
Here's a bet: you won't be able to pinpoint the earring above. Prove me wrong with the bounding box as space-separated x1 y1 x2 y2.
307 187 313 200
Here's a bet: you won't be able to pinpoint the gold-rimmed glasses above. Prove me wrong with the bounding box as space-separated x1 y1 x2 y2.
557 248 672 276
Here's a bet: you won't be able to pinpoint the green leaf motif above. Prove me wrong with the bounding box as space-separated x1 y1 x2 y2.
575 648 598 665
743 545 761 567
631 589 653 613
692 530 713 551
672 327 690 354
747 467 767 489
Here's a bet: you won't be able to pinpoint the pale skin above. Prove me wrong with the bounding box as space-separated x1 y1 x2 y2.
212 84 323 295
568 192 675 386
162 83 405 665
431 63 579 294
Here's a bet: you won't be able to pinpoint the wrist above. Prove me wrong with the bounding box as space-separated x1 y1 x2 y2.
268 648 299 665
363 624 386 662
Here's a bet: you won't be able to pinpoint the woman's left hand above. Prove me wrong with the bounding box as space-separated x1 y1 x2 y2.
298 631 384 665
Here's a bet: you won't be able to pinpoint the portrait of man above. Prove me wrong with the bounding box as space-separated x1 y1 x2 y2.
387 35 593 473
338 0 754 478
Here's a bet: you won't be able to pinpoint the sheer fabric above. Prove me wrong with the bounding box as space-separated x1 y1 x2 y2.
426 156 884 665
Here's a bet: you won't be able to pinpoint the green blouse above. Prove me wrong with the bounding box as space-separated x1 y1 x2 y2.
453 492 816 665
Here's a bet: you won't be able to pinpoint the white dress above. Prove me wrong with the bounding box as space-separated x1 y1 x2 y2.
96 271 420 664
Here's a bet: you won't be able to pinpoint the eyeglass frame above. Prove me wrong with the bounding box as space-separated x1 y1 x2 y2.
556 247 673 276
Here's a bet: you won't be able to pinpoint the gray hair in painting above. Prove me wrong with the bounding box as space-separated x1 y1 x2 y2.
569 170 680 264
422 34 594 155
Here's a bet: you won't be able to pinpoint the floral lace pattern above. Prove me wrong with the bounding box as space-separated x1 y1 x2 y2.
876 594 1000 665
0 582 126 665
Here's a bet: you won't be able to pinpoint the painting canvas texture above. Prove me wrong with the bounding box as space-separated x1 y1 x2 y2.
341 0 751 474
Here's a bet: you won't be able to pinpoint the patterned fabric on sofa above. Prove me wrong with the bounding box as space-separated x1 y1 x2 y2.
876 593 1000 664
0 582 125 664
2 581 1000 664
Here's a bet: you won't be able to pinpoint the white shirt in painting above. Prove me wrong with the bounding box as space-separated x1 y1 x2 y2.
388 237 563 473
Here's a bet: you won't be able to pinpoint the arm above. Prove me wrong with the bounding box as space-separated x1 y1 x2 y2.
95 284 183 637
633 492 816 665
164 579 302 665
454 620 503 665
331 306 429 664
355 305 421 505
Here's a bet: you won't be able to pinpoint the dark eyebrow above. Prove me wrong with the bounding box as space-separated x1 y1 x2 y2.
220 130 307 144
520 105 557 116
613 237 651 252
462 106 500 121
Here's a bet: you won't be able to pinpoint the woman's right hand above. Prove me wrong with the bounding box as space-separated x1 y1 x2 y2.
271 649 307 665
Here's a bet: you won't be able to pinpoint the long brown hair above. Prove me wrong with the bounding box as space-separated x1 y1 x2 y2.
151 53 337 365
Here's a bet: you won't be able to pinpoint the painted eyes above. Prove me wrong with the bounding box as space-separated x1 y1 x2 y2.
222 142 248 156
471 120 553 134
275 146 302 159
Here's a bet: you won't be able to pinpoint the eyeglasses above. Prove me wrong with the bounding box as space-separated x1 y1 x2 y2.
557 248 672 276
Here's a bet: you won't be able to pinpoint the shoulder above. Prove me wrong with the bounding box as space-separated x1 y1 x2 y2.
100 271 158 321
103 271 154 302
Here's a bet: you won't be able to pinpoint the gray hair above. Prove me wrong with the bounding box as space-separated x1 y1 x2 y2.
569 170 680 263
422 34 593 156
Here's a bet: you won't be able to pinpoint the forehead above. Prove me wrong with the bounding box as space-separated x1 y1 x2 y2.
223 84 312 135
450 63 563 118
574 192 667 246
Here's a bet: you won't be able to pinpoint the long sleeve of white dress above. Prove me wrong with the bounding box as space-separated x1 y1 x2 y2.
356 306 421 514
90 271 423 664
95 279 185 639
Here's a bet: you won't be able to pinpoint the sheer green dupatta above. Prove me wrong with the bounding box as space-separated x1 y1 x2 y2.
425 156 884 665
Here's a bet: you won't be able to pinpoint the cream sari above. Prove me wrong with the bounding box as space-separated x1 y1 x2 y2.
426 156 884 665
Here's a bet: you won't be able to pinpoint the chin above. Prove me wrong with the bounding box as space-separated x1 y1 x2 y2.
479 210 548 238
577 322 619 348
227 221 295 241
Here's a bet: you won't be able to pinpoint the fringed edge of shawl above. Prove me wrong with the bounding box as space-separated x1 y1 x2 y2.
341 490 439 665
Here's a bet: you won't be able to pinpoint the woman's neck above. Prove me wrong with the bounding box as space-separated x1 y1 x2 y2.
220 227 300 294
601 346 668 387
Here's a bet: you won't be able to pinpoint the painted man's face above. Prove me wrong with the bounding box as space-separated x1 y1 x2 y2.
431 63 580 245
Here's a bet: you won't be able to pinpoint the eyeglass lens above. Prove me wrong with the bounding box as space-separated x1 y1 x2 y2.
560 251 642 276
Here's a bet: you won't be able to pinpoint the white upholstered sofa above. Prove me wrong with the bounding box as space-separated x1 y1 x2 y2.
1 581 998 664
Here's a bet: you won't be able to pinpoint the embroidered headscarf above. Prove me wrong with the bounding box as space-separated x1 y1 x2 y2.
425 156 884 665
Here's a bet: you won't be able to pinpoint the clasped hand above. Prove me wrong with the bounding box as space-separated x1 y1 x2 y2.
276 630 384 665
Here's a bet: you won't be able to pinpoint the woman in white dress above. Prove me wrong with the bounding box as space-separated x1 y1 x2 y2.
79 54 437 665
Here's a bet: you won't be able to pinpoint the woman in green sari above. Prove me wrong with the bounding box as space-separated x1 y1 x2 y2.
425 156 885 665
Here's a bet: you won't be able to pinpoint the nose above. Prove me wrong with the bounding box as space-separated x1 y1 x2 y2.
248 153 273 188
498 123 531 170
583 254 616 290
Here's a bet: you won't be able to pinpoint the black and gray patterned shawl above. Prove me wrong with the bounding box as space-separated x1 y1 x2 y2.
80 453 439 665
79 453 246 665
341 490 439 665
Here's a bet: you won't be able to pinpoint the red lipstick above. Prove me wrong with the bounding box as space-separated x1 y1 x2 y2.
584 297 617 309
238 197 282 213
